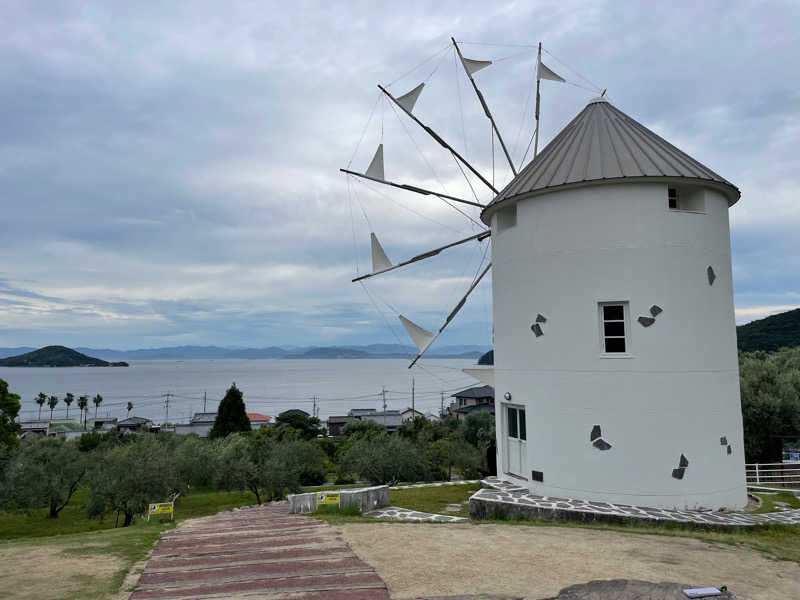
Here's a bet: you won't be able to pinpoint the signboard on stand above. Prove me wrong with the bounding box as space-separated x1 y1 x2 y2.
148 502 175 521
316 492 341 506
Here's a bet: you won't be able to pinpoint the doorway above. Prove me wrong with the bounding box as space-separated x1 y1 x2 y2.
504 404 526 478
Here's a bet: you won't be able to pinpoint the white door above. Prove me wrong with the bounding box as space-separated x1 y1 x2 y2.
504 404 526 478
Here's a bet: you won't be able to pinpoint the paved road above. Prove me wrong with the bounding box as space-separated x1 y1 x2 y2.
132 502 389 599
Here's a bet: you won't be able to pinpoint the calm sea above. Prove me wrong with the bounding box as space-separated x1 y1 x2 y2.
2 359 479 424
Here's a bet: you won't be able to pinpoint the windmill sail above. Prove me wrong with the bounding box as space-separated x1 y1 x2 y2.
406 263 492 368
370 232 392 273
399 315 435 354
365 144 384 180
353 231 490 282
460 56 492 76
395 82 424 113
537 58 565 82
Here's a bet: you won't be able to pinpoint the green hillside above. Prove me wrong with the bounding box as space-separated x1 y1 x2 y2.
737 308 800 352
0 345 128 367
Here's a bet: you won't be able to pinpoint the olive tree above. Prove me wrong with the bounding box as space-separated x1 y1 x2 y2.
739 348 800 462
3 437 88 518
214 435 324 503
341 434 428 485
88 435 183 526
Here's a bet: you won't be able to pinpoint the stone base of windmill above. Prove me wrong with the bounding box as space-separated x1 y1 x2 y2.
469 478 800 528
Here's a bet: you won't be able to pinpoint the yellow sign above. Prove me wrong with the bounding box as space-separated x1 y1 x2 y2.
147 502 174 520
316 492 340 505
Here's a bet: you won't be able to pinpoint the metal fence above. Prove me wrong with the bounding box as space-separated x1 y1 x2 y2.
746 462 800 488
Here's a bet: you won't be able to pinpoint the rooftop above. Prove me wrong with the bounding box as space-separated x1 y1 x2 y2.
247 412 272 422
451 385 495 400
482 97 740 224
190 412 218 423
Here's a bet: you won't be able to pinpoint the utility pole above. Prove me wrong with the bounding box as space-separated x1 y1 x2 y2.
203 390 207 412
411 377 415 421
312 396 318 419
382 387 387 426
161 393 172 425
441 391 445 417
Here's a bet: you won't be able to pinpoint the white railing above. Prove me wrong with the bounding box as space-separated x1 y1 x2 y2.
746 462 800 488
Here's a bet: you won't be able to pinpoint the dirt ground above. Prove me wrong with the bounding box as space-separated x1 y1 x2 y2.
338 522 800 600
0 543 123 600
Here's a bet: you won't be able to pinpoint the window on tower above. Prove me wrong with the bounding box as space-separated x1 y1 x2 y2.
667 185 706 212
599 302 629 354
668 187 678 209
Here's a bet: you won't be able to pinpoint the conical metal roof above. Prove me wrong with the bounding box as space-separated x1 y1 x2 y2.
481 97 740 224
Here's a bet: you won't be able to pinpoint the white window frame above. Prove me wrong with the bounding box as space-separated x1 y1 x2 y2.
598 301 631 357
668 187 679 210
505 404 526 441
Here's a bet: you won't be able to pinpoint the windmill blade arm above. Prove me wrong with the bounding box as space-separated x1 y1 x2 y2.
408 262 492 368
377 84 498 195
340 168 484 208
451 38 517 176
352 231 490 282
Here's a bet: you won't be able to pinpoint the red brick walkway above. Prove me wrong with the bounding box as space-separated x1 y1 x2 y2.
131 502 389 599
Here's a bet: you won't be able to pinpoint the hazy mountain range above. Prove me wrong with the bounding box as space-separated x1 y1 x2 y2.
0 343 490 361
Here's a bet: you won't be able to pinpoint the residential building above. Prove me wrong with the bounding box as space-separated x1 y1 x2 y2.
248 413 273 430
449 385 494 415
326 415 354 436
19 420 49 438
116 416 155 433
357 410 403 434
279 408 310 418
400 407 425 422
92 417 118 433
47 421 84 440
175 412 217 437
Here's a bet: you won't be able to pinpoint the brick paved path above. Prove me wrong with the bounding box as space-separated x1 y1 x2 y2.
132 502 389 599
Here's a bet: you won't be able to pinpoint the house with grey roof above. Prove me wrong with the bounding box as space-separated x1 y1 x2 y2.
449 385 494 417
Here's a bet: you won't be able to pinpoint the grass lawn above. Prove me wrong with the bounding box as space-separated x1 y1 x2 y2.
753 491 800 514
391 482 481 517
0 485 259 541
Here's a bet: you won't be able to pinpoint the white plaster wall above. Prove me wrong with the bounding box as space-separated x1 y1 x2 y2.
490 182 747 510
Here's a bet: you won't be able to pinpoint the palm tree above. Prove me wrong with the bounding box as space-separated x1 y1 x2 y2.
77 395 89 429
126 402 133 417
48 395 59 420
36 393 47 420
93 394 103 419
64 393 74 419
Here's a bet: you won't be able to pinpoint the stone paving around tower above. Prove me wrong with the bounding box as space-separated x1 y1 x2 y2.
470 478 800 527
364 506 467 522
131 502 389 599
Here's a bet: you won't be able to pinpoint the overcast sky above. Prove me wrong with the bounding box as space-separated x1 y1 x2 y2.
0 1 798 350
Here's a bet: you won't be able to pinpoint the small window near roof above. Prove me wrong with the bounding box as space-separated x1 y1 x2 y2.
668 187 678 209
599 302 629 354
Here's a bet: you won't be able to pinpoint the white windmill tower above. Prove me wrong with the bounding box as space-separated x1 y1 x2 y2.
344 41 747 510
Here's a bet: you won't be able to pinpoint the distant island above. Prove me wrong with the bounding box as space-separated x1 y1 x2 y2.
0 343 491 361
0 345 129 367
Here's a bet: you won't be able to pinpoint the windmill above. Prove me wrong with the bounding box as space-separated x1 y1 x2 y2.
343 39 747 511
342 39 568 369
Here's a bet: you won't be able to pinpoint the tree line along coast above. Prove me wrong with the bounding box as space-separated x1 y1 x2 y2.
0 382 494 526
